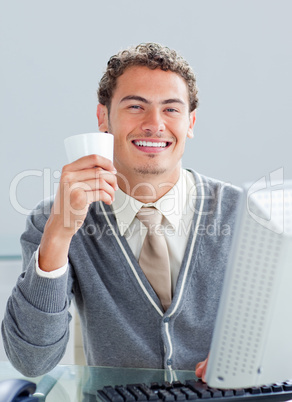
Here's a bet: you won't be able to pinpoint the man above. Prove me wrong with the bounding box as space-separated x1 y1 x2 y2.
2 43 240 378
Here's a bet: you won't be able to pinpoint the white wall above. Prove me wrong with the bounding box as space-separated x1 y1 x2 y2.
1 0 292 256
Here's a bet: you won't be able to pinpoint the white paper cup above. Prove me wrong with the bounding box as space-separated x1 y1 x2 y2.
64 132 114 163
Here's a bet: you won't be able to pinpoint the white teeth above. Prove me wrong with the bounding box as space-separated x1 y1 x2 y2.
134 141 167 147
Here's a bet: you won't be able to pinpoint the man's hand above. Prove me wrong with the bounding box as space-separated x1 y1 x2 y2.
39 154 118 271
53 154 117 235
195 355 209 383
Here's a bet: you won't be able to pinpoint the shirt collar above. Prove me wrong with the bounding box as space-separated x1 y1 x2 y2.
111 169 195 236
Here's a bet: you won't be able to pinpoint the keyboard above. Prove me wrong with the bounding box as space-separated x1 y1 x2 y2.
97 379 292 401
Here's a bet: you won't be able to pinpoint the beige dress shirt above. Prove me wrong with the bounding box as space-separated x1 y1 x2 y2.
36 168 196 293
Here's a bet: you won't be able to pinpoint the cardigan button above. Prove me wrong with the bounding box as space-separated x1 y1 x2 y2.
163 317 170 323
167 359 172 366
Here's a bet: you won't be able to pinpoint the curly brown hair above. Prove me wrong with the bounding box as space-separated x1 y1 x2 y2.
97 43 199 113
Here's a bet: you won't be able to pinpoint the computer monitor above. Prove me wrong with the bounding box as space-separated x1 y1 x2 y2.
206 176 292 389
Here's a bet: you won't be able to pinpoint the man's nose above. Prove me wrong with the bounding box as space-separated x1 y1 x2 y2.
141 109 166 135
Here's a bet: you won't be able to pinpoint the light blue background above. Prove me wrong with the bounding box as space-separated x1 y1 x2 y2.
1 0 291 255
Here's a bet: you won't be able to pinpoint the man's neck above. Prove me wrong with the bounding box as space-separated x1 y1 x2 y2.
117 168 181 203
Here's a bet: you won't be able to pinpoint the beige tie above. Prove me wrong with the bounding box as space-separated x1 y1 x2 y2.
136 206 172 311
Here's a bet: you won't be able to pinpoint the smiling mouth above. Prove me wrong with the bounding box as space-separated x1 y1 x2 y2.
132 140 171 148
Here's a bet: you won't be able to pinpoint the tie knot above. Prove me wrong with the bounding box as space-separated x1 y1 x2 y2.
136 207 163 229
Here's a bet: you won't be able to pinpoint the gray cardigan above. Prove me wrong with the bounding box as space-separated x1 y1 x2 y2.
1 170 242 377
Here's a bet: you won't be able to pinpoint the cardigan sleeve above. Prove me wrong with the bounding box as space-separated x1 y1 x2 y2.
1 198 74 377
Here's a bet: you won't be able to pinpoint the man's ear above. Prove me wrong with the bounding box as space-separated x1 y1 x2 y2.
96 104 109 132
187 110 196 139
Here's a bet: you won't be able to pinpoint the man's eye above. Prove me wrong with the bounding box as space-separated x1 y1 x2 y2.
166 108 178 113
129 105 142 110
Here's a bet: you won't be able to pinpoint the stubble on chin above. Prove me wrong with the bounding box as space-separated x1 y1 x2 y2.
133 166 167 176
132 154 167 176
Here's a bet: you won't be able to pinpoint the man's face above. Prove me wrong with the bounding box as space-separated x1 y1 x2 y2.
97 66 196 187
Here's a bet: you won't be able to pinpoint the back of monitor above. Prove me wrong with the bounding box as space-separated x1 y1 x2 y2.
206 179 292 389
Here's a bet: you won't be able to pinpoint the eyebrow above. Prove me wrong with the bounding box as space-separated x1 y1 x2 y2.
120 95 186 106
161 98 186 106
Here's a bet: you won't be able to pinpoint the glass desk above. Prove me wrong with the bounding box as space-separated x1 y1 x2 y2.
0 361 197 401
